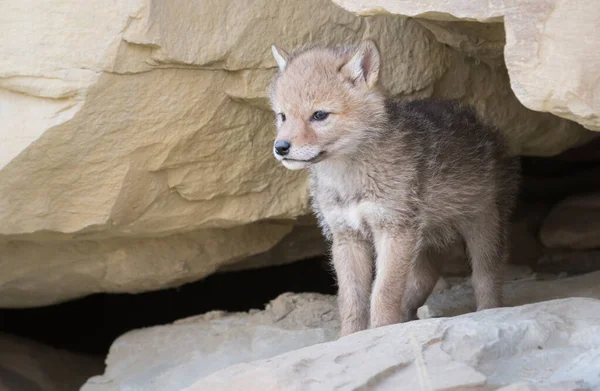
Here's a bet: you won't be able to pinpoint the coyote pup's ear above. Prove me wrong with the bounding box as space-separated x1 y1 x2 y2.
341 40 380 89
271 44 290 72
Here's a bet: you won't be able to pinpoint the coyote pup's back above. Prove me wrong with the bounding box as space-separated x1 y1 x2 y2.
269 40 520 336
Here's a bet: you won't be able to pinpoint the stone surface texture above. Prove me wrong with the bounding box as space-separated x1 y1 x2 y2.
83 270 600 391
82 293 339 391
0 333 103 391
333 0 600 131
188 298 600 391
0 0 595 307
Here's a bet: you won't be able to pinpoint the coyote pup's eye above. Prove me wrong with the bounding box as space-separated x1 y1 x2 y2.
312 111 329 121
278 113 286 122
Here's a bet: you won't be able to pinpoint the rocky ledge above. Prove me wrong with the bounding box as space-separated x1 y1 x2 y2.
83 269 600 391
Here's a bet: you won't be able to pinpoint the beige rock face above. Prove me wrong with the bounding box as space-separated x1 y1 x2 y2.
333 0 600 131
0 0 594 307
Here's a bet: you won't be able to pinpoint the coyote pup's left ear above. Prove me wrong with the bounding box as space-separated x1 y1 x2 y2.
341 40 380 89
271 44 290 72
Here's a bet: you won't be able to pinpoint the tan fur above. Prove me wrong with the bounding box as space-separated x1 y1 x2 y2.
269 41 520 337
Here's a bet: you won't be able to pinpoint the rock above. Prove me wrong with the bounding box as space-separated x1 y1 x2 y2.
0 222 301 308
496 383 588 391
0 333 103 391
81 293 338 391
333 0 600 132
83 270 600 391
186 298 600 391
220 215 328 273
540 194 600 250
1 0 594 307
536 250 600 275
419 269 600 319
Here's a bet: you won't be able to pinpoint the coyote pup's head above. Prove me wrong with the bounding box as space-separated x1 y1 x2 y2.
269 40 386 170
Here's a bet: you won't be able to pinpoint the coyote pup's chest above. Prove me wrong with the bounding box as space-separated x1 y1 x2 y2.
311 165 404 236
322 201 392 235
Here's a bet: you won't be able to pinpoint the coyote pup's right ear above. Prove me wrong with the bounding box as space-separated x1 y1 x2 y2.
341 40 380 89
271 44 290 72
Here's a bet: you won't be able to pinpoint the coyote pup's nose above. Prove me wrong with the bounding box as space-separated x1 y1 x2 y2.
274 140 291 156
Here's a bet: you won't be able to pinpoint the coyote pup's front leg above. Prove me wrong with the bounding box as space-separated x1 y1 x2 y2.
370 228 415 329
331 232 373 336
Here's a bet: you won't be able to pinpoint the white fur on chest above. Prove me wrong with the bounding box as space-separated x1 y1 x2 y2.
323 201 391 234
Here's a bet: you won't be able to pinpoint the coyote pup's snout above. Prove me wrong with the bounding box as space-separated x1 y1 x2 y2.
268 40 520 337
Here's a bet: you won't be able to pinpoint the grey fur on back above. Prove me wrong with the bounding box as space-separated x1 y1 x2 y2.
311 98 519 247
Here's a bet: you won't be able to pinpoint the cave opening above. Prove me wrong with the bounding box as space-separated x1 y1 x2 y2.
0 256 335 356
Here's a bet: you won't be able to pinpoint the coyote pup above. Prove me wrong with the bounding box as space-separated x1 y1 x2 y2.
269 40 519 336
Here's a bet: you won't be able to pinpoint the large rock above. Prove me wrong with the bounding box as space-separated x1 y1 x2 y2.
333 0 600 132
0 333 103 391
540 193 600 250
82 270 600 391
188 298 600 391
0 0 594 307
419 268 600 319
537 250 600 275
82 293 339 391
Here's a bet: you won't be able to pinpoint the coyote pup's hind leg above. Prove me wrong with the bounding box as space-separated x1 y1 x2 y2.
401 248 440 321
461 211 508 311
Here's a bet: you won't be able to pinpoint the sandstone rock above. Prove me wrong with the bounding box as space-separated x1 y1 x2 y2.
540 194 600 250
0 222 299 308
0 0 593 307
333 0 600 132
187 298 600 391
220 215 328 272
0 333 103 391
83 270 600 391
